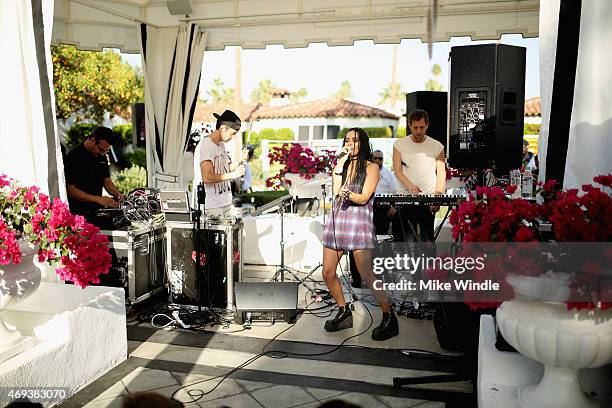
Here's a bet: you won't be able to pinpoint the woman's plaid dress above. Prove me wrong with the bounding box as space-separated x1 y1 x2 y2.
321 180 376 250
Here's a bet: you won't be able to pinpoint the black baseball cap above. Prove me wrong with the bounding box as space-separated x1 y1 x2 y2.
213 110 241 131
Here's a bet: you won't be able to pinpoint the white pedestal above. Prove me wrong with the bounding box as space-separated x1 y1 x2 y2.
0 332 35 365
0 283 127 406
242 213 324 270
477 315 612 408
478 315 543 408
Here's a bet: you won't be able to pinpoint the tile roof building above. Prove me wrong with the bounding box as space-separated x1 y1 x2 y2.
193 97 399 141
524 96 541 117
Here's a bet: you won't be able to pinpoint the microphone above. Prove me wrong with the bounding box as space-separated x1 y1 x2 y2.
336 146 352 160
197 183 206 206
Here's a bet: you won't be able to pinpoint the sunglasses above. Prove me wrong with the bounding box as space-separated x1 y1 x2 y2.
373 157 383 161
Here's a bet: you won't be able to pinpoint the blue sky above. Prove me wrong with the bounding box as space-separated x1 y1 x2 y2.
122 34 539 109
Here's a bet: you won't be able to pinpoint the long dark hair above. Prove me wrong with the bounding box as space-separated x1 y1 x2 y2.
341 127 373 193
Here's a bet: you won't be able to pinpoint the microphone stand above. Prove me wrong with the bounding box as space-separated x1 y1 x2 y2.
298 182 328 286
321 183 327 225
194 183 206 313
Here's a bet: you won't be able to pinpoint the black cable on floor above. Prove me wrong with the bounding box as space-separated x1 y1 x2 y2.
168 296 376 404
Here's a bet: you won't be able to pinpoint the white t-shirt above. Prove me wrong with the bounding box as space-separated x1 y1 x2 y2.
393 135 444 195
194 136 233 209
376 166 397 194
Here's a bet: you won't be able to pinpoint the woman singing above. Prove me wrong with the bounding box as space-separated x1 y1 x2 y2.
320 128 399 341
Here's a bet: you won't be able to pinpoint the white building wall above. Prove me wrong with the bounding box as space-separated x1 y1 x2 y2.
250 117 398 140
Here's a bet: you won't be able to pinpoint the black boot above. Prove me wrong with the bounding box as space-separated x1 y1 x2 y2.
324 304 353 332
372 310 399 341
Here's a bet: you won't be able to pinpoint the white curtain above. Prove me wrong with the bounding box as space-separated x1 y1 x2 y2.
0 0 65 199
563 1 612 188
138 23 207 190
539 0 612 188
536 0 559 186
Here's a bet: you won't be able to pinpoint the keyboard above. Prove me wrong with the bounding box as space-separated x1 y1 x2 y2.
373 193 466 207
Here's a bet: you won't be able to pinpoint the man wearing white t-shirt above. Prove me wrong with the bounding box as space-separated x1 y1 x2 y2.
196 110 245 216
392 109 446 242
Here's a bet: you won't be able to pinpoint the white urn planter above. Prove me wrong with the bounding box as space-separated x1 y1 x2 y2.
497 297 612 408
0 241 42 363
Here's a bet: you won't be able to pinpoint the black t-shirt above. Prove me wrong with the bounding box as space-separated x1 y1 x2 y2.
65 142 110 215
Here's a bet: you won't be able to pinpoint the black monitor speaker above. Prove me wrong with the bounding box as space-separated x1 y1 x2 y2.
448 44 526 169
132 103 146 148
234 282 299 324
405 91 448 148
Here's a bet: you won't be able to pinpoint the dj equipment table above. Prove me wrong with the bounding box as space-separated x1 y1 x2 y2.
100 222 167 306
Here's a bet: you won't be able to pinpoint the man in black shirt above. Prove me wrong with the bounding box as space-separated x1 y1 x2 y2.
65 127 125 221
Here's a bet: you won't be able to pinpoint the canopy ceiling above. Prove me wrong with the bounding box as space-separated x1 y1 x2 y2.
53 0 539 53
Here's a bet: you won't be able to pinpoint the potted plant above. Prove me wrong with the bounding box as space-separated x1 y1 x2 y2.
1 174 111 361
265 143 335 191
441 175 612 408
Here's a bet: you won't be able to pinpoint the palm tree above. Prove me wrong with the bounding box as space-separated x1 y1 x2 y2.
378 46 403 108
425 64 443 91
208 78 235 104
335 81 353 99
289 87 308 103
234 47 242 106
249 79 275 104
378 82 403 108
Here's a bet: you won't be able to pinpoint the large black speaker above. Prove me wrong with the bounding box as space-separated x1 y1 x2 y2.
448 44 526 169
167 221 242 309
405 91 448 147
433 303 495 354
132 103 146 148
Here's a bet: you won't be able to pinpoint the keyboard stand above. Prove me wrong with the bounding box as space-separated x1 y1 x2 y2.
394 211 472 391
433 206 453 242
394 207 421 243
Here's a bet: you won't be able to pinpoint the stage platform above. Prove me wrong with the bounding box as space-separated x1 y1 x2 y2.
59 266 474 408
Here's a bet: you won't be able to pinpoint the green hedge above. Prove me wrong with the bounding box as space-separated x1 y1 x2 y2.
64 123 97 149
64 123 133 149
111 165 147 194
243 130 257 145
239 190 289 208
275 128 294 141
338 127 392 139
397 127 407 138
112 124 132 146
247 128 294 146
124 147 146 168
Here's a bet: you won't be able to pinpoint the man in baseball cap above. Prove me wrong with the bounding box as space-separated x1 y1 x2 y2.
213 110 242 131
194 109 245 215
